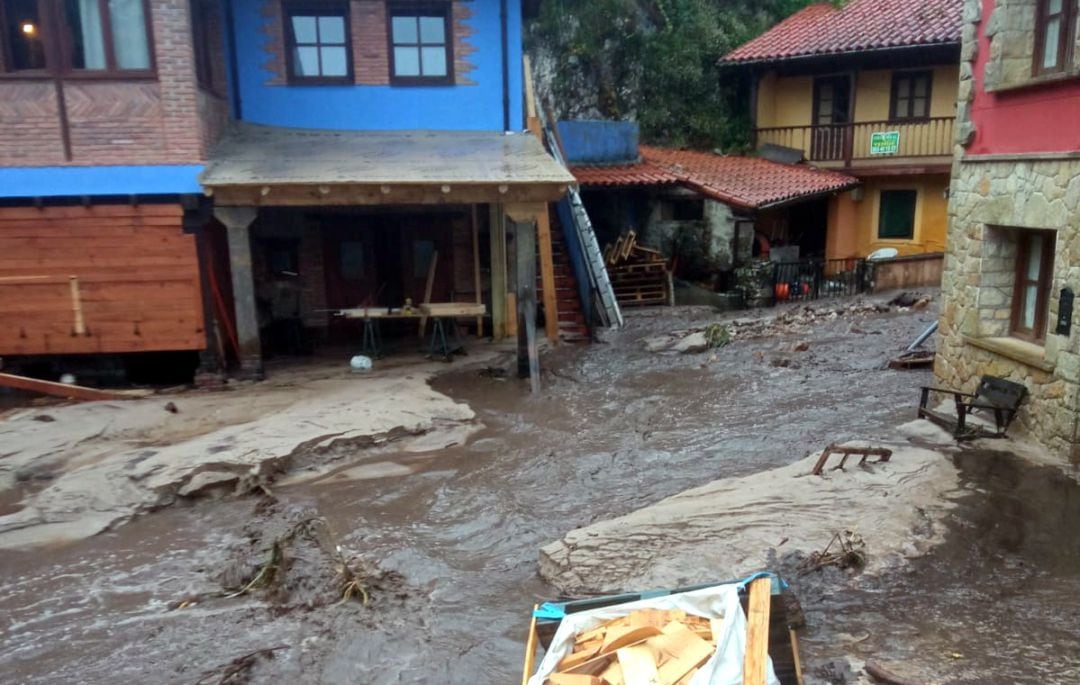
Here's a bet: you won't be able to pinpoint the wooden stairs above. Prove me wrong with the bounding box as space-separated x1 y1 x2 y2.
539 219 589 342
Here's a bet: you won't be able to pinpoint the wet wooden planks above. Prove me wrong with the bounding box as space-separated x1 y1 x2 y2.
0 204 206 355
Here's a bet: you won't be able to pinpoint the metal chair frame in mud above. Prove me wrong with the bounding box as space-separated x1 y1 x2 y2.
917 375 1028 440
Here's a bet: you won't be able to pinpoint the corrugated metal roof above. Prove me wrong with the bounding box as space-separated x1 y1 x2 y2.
723 0 962 64
572 147 859 210
200 124 576 188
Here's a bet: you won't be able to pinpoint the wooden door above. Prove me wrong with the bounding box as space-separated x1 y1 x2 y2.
811 76 852 161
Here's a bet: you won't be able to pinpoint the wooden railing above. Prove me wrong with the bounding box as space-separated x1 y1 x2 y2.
754 117 954 165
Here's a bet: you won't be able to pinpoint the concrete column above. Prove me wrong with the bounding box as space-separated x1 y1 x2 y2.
214 206 262 379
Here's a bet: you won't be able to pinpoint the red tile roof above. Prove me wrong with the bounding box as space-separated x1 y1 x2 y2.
572 147 859 210
571 160 681 188
723 0 962 64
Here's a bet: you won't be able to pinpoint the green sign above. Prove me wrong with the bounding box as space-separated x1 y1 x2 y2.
870 131 901 155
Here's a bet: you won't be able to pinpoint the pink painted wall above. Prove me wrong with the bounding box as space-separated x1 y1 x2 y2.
967 0 1080 155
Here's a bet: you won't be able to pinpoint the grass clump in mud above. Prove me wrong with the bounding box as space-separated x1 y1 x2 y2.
703 323 731 349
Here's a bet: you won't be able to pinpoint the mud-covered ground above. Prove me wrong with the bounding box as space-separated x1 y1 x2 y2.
2 295 1077 684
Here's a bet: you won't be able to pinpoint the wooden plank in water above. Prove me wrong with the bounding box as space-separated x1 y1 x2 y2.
0 372 136 401
743 577 772 685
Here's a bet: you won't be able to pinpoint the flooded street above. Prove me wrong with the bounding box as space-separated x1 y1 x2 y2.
2 298 1078 684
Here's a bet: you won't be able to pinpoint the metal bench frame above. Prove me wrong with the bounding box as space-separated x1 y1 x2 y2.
918 375 1027 440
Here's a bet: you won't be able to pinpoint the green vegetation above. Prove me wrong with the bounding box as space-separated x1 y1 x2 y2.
529 0 822 151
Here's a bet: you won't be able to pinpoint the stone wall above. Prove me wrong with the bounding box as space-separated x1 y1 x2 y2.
640 192 738 282
936 156 1080 461
981 0 1080 92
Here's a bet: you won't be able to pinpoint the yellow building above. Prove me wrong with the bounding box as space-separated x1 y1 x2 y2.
724 0 962 263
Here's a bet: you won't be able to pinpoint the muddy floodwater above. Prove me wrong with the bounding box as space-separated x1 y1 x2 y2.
2 300 1078 683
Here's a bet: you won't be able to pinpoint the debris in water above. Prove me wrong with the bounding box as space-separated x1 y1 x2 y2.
798 530 866 575
192 645 288 685
864 659 927 685
164 401 179 414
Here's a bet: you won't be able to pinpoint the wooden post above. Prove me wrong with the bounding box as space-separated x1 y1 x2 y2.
418 250 438 337
535 204 559 343
472 205 483 338
68 276 85 336
489 203 508 340
743 577 772 685
508 205 540 394
214 206 262 379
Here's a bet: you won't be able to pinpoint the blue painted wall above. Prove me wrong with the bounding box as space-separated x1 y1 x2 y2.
558 121 640 164
0 166 204 199
233 0 523 132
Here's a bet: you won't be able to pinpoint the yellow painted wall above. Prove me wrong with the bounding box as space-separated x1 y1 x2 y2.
755 65 959 128
755 72 814 128
826 175 950 259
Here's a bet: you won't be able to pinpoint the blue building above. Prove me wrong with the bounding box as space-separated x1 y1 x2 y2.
0 0 572 378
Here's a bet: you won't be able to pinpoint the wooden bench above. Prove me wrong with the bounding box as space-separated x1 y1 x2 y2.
918 375 1027 440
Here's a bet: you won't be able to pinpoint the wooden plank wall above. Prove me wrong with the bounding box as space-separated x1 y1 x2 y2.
0 204 206 356
872 252 945 292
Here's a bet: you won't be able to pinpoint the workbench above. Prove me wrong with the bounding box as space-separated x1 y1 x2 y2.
335 303 487 360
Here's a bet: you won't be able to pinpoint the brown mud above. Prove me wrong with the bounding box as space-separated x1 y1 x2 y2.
2 297 1077 684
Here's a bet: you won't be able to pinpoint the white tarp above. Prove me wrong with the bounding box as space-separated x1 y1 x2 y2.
528 583 781 685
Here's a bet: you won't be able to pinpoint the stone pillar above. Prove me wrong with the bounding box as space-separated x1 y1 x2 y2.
214 206 262 379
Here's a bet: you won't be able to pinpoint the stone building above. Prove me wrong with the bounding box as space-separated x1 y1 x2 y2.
936 0 1080 461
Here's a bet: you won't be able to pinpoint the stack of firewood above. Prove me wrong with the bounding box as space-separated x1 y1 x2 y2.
545 609 721 685
603 231 672 308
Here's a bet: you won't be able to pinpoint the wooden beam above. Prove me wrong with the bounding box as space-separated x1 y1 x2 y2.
0 372 140 402
417 250 439 337
211 182 570 208
521 605 539 685
513 215 540 394
743 577 772 685
523 55 543 139
536 205 559 343
506 201 558 344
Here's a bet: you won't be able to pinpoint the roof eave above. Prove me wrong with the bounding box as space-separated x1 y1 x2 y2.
720 40 961 68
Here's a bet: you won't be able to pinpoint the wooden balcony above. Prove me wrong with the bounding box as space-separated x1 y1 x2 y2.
754 117 954 171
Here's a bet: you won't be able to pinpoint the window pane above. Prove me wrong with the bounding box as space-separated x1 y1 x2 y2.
320 46 347 76
294 46 319 75
394 46 420 76
1023 285 1039 329
291 15 317 43
1049 0 1063 13
109 0 150 69
419 16 445 44
420 46 447 76
5 0 47 70
340 242 365 280
896 96 910 117
392 16 417 44
65 0 108 69
878 190 917 239
913 97 929 117
896 78 911 98
1043 17 1062 68
913 76 929 97
1027 235 1044 280
318 15 345 44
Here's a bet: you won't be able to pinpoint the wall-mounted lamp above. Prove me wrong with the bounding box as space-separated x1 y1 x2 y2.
21 22 37 37
851 187 865 202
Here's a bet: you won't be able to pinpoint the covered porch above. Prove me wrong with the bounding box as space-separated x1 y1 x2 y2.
199 125 574 379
